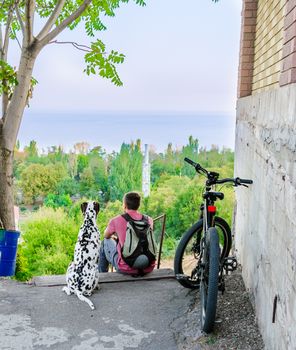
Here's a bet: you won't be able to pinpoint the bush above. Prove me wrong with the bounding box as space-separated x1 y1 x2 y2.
161 235 178 258
98 200 122 233
15 245 31 281
165 180 203 239
44 193 72 209
15 207 81 280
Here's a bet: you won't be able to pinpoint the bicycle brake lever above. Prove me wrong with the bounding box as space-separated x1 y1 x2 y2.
242 184 248 188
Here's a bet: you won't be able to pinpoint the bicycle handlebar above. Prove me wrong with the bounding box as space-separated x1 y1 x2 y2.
184 157 196 166
216 177 253 185
184 158 253 186
184 157 208 175
237 178 253 185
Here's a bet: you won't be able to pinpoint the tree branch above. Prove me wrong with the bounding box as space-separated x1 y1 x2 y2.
0 24 3 55
49 40 92 52
24 0 35 44
16 5 25 37
3 4 14 60
1 3 15 119
37 0 66 40
39 0 92 48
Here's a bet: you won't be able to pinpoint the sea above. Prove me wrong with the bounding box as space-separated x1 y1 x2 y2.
18 111 236 153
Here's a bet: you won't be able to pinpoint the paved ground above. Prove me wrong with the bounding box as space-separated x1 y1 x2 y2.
0 271 264 350
0 277 200 350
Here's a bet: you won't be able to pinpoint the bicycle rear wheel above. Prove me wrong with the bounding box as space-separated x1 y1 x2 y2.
200 227 220 333
174 217 231 289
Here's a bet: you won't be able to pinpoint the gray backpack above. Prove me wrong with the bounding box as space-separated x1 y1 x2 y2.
121 213 157 273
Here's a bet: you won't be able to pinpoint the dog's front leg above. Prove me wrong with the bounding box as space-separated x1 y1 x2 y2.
94 272 100 290
62 286 72 295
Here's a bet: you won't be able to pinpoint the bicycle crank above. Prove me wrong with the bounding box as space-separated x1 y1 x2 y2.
175 274 190 281
223 256 238 272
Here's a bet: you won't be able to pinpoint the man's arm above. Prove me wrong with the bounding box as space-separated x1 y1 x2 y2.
104 227 114 239
104 218 117 239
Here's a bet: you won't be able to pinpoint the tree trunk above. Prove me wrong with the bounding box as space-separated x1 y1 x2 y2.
0 141 15 230
0 45 38 230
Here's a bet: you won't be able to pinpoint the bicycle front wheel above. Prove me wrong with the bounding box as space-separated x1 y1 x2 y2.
174 217 231 289
200 227 220 333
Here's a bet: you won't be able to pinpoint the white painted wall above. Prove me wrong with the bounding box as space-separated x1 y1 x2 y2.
234 84 296 350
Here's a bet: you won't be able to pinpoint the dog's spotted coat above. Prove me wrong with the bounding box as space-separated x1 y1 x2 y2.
62 201 101 309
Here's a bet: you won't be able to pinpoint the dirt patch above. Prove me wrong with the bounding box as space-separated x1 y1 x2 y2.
174 269 265 350
158 258 174 269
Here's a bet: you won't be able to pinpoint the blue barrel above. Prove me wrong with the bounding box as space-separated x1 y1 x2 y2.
0 229 20 276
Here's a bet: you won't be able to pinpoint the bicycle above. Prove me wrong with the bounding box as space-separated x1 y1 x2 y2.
174 157 253 333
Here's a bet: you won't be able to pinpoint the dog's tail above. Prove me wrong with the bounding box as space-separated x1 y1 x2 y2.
75 290 95 310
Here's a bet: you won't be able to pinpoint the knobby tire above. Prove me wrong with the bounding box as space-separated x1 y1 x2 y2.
200 227 220 333
174 217 231 289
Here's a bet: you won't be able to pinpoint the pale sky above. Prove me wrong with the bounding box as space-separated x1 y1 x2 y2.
10 0 243 115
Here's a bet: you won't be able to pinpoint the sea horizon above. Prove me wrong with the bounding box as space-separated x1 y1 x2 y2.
18 111 236 153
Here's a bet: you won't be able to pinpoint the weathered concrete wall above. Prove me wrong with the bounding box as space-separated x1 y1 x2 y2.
234 83 296 350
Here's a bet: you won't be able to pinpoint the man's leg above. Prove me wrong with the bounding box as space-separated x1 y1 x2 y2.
98 240 110 272
98 238 119 272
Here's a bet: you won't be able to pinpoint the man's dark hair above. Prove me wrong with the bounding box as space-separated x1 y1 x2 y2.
124 192 141 210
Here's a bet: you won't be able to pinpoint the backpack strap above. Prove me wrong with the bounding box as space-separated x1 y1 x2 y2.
121 213 149 224
121 213 134 222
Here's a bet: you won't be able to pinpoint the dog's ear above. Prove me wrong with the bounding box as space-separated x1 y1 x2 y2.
81 202 88 214
94 202 100 215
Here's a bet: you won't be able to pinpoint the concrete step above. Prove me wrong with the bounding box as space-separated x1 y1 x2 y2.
30 268 175 287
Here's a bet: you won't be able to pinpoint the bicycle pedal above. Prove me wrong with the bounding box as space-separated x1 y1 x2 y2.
223 256 238 272
175 274 190 281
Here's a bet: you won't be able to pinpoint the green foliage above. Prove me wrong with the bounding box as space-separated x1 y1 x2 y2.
99 200 123 231
1 0 149 103
165 179 203 239
68 199 89 223
15 245 31 281
24 140 38 158
0 60 38 104
0 60 18 99
20 163 68 204
56 178 80 196
161 235 178 258
14 138 236 275
108 140 143 201
16 208 81 278
44 193 72 209
151 136 199 183
77 154 89 175
84 40 125 86
146 175 191 219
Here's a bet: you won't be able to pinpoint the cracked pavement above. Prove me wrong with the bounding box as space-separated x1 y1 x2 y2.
0 278 201 350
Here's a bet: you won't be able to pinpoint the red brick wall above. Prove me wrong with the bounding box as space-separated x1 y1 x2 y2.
237 0 258 98
280 0 296 86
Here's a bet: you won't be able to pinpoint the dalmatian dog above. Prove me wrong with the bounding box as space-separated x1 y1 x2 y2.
62 201 101 310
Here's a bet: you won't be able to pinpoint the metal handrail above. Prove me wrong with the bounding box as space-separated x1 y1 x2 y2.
153 214 166 269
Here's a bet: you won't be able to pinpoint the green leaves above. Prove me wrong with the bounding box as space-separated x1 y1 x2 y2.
0 60 18 99
84 40 125 86
108 141 143 201
0 60 38 103
0 0 148 98
85 17 107 37
135 0 146 6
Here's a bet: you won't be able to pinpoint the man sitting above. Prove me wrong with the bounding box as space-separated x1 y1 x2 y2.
98 191 156 275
